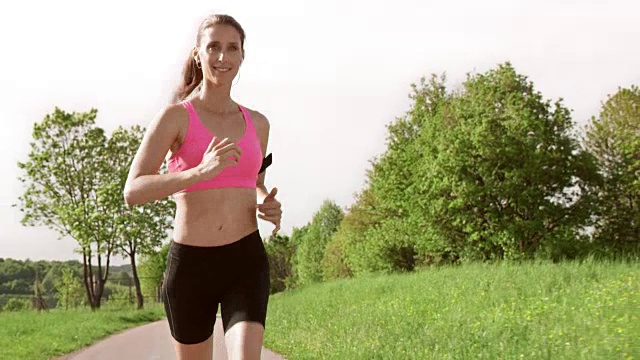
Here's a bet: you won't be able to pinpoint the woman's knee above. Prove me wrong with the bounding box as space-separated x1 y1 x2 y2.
172 332 214 360
224 321 265 360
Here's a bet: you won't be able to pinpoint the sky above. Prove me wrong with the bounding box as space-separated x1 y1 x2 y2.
0 0 638 265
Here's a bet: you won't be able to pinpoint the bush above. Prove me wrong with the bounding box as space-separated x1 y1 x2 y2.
264 234 295 294
321 231 352 281
294 200 344 286
3 297 32 312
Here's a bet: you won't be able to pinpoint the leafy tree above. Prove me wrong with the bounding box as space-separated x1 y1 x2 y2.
329 187 384 276
294 199 344 286
412 63 600 259
285 224 309 289
102 125 175 309
264 234 295 294
584 85 640 254
16 108 119 309
364 74 451 271
53 265 85 309
137 242 170 303
321 232 352 281
348 63 601 270
338 74 456 274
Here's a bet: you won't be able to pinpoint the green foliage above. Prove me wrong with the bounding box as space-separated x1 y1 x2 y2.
105 125 176 309
285 224 310 288
293 200 344 286
137 242 170 301
106 125 175 261
338 187 389 275
2 297 32 312
584 85 640 255
339 74 454 274
320 231 352 281
15 108 115 308
53 266 86 309
15 108 175 309
104 286 132 307
264 234 295 294
0 258 135 311
345 63 601 273
111 271 132 286
16 108 105 237
41 265 60 295
415 63 600 260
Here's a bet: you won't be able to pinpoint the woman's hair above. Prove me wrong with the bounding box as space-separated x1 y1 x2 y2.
172 14 246 103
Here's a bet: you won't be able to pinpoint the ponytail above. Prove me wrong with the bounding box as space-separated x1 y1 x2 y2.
172 51 203 103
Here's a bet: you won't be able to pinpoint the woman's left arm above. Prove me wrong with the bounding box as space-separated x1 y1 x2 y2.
253 110 282 235
254 110 271 202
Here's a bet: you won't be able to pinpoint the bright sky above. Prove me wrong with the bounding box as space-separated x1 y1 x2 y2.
0 0 638 265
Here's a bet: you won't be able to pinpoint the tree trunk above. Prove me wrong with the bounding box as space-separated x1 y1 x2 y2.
130 254 144 309
82 252 97 310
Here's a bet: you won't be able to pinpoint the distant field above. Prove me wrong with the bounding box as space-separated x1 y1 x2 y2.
264 259 639 359
0 303 165 360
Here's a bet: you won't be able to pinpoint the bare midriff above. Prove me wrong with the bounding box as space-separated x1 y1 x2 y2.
171 187 259 247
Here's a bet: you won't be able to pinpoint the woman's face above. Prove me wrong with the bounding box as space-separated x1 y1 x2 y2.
195 24 243 85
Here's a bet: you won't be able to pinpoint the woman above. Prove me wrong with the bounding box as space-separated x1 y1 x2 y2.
123 14 282 360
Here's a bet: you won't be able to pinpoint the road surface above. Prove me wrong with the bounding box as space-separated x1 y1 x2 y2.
54 317 285 360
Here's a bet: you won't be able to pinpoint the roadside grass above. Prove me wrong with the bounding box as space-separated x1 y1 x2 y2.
0 302 165 360
264 259 639 359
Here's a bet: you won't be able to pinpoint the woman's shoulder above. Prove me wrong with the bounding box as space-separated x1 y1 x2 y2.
161 101 190 120
150 102 190 130
242 106 270 129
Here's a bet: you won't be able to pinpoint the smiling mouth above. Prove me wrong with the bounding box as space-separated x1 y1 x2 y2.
213 66 231 72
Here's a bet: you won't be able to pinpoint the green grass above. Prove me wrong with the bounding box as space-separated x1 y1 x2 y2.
0 303 166 360
264 259 639 359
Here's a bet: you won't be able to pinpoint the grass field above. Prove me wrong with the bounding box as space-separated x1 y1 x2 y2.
264 259 639 359
0 303 165 360
2 260 638 360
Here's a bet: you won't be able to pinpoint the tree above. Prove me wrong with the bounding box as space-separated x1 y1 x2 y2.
102 125 175 309
15 108 120 309
330 187 385 276
286 224 310 289
351 63 601 268
362 73 452 271
294 199 344 286
53 265 85 309
411 63 600 259
264 234 295 294
138 242 170 303
584 85 640 254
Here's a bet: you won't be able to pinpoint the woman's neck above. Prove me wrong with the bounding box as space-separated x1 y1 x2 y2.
197 80 235 113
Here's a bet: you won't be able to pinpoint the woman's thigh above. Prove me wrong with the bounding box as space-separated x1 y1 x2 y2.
162 242 220 346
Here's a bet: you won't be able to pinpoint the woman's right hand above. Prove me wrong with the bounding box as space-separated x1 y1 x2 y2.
197 137 242 181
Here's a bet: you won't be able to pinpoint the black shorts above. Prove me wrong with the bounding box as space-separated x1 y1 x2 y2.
161 229 271 345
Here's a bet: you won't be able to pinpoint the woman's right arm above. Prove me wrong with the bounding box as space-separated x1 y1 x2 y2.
123 104 203 206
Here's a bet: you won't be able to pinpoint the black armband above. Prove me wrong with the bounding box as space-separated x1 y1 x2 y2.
258 153 272 174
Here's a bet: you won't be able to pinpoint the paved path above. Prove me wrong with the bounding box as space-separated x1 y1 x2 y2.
55 317 285 360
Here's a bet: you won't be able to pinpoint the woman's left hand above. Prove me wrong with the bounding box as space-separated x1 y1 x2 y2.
257 187 282 236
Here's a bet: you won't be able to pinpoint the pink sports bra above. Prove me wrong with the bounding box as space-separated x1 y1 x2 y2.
167 100 265 193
